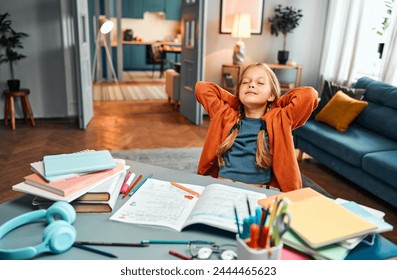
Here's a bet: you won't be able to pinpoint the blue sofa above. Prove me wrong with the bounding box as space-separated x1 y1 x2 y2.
294 77 397 208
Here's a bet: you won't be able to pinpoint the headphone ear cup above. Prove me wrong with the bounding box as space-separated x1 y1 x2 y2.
43 220 76 254
46 201 76 224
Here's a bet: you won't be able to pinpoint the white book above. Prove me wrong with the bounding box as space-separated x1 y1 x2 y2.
13 164 129 203
32 171 130 213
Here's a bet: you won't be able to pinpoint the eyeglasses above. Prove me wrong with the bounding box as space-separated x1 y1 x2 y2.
188 242 237 260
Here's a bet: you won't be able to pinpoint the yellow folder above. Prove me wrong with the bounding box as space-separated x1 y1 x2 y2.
258 188 377 249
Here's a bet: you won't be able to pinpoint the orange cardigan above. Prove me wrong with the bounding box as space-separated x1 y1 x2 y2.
195 82 318 192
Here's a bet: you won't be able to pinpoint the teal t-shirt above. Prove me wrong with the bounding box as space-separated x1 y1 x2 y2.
218 117 272 184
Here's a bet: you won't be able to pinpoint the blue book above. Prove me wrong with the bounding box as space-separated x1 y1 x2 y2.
43 150 116 177
345 234 397 260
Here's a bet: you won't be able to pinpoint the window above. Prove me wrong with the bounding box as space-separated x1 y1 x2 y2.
354 0 394 81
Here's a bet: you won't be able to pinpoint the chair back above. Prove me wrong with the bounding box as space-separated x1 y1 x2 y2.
151 43 164 63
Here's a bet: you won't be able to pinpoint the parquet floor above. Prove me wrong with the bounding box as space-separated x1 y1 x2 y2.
1 97 396 244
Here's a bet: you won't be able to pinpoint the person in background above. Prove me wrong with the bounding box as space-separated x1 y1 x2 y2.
195 63 318 192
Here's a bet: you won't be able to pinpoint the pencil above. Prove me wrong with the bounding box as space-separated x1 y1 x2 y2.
73 243 118 258
75 241 148 247
169 250 192 260
129 173 153 196
123 174 143 198
170 181 201 198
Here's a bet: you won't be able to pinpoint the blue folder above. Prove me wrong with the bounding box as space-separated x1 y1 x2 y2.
43 150 116 177
345 234 397 260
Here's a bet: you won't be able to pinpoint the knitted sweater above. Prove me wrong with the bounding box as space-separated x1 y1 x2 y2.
195 82 318 192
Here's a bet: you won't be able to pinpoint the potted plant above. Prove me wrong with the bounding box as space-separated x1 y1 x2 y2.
269 5 303 64
374 0 394 58
0 13 29 91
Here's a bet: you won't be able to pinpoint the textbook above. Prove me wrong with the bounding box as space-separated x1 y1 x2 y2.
110 178 266 232
32 171 128 213
43 150 116 177
259 188 378 249
24 163 125 196
30 160 87 183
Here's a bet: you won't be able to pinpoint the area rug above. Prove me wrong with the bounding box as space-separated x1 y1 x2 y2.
123 71 165 83
93 84 167 101
110 147 332 197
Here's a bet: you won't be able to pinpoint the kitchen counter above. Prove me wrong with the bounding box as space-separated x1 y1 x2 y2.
112 40 181 47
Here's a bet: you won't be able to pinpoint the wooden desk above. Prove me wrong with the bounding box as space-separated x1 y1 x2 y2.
0 161 277 260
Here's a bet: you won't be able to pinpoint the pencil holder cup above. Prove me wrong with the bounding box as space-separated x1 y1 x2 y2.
236 235 283 260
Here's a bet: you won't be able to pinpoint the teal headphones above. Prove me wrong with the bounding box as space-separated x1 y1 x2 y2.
0 201 76 260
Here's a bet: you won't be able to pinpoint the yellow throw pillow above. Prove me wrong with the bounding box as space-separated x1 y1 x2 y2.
315 90 368 132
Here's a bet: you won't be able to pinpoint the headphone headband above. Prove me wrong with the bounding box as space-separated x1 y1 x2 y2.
0 201 76 260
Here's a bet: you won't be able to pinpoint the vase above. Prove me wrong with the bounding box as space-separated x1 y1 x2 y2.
7 79 20 91
277 51 289 65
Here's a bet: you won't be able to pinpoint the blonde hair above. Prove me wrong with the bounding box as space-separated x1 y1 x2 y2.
216 63 281 169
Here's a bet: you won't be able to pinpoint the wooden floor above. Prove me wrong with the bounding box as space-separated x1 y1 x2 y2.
1 98 396 244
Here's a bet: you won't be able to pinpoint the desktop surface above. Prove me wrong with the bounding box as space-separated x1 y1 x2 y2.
0 160 279 260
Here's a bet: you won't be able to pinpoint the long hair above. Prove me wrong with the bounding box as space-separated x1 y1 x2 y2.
216 63 281 169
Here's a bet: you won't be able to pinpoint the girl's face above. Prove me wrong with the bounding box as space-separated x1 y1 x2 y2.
238 66 275 112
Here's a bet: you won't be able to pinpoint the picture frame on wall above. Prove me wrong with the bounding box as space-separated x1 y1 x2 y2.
219 0 265 35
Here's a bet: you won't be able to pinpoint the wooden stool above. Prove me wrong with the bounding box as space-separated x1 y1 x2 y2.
3 88 35 130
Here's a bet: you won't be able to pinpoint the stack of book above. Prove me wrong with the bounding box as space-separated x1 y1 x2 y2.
12 150 130 213
259 188 396 260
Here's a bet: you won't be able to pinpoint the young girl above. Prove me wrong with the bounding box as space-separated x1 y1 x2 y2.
195 63 318 192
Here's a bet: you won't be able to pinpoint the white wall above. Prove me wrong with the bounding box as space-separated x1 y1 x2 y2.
0 0 72 120
0 0 328 121
203 0 328 89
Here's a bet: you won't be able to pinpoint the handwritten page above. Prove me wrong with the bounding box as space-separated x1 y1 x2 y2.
110 179 204 231
110 179 267 232
184 184 267 232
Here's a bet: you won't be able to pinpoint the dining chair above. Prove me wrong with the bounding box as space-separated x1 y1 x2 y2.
150 43 168 78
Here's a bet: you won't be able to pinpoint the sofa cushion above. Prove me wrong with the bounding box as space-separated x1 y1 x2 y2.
354 77 397 141
315 91 368 132
362 150 397 188
313 80 366 116
294 120 397 167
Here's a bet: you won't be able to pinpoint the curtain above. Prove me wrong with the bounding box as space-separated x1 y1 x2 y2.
318 0 365 86
379 3 397 86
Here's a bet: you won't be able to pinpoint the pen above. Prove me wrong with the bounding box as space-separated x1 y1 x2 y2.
123 174 143 198
141 240 212 245
120 171 133 194
73 243 118 258
75 241 149 247
169 250 193 260
246 196 252 216
234 206 242 237
129 173 153 196
170 181 201 198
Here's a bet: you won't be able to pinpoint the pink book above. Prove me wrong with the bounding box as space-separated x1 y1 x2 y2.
281 246 313 260
24 163 124 196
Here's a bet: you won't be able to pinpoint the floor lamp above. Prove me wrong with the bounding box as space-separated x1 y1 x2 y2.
92 17 119 84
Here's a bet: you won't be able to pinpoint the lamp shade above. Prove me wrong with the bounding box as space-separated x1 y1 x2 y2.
231 13 251 39
99 16 114 34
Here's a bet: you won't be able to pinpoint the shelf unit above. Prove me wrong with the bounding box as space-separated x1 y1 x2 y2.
221 63 303 93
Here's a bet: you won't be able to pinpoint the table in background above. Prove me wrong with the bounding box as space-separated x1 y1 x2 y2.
0 161 278 260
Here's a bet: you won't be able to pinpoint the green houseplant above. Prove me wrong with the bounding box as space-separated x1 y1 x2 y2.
374 0 394 58
269 5 303 64
0 13 29 91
